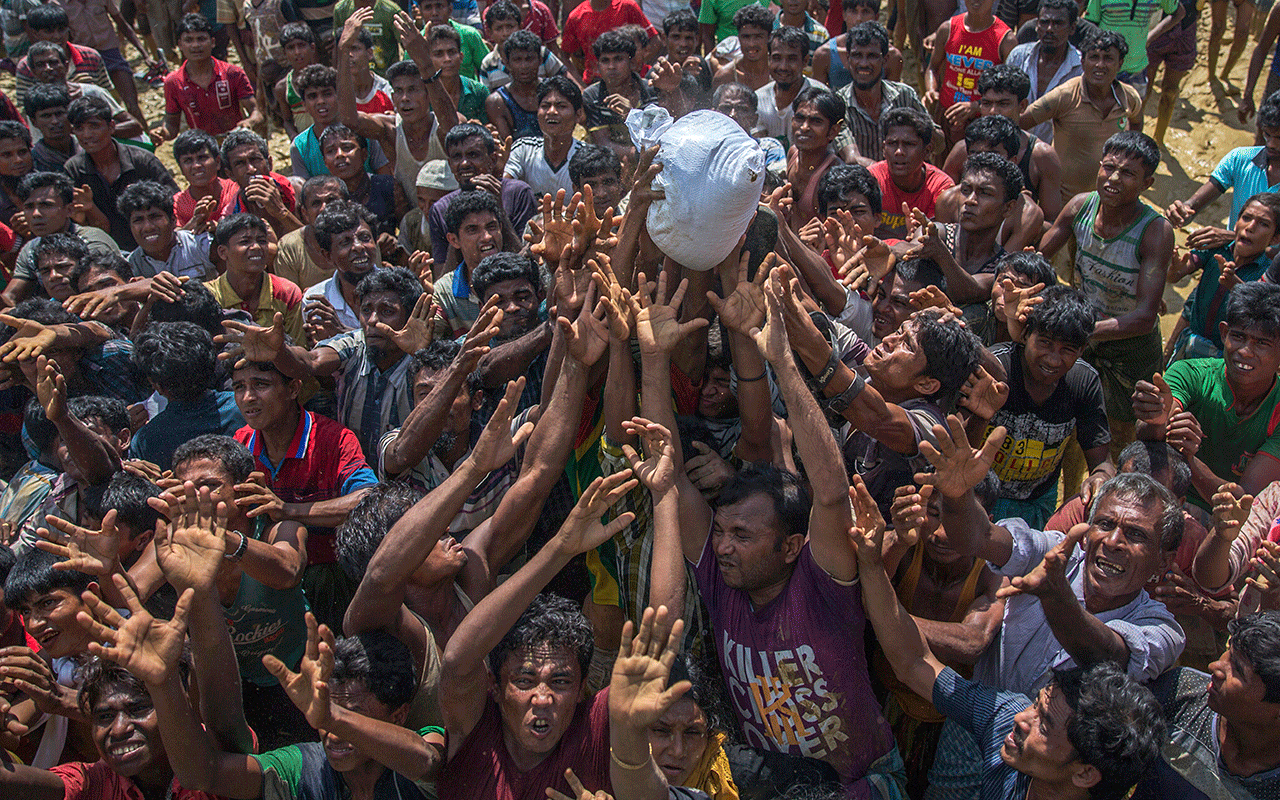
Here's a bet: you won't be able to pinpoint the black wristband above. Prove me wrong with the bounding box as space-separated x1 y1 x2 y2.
825 370 867 414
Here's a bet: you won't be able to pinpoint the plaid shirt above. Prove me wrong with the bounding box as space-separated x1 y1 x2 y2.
834 79 929 163
0 458 55 533
317 329 415 463
81 338 147 404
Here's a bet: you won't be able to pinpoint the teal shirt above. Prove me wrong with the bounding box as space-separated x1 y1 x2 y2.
1180 245 1271 353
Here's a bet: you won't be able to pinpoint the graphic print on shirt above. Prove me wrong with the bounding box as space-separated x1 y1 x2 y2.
990 415 1075 498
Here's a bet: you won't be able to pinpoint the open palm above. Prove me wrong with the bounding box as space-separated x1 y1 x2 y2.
36 511 124 577
621 418 677 494
915 415 1007 499
151 483 228 594
610 606 690 730
264 613 335 730
80 574 193 686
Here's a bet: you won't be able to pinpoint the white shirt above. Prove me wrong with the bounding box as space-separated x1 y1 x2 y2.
503 137 583 200
1006 42 1083 143
303 274 361 331
755 76 824 140
127 229 217 281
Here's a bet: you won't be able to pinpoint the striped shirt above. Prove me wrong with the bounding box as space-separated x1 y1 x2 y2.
317 329 415 462
1072 191 1161 320
834 80 929 163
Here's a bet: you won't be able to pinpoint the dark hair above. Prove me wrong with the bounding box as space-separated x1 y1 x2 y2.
279 21 317 46
299 174 349 209
847 0 881 11
1117 441 1191 499
68 395 130 433
312 199 376 252
173 129 219 163
33 232 88 270
880 106 933 146
331 630 418 709
472 252 542 297
406 339 461 383
67 95 113 126
296 63 337 95
1088 472 1184 552
443 190 503 236
1241 192 1280 230
23 82 71 119
538 75 583 111
961 151 1023 203
485 0 522 27
149 280 225 337
83 471 163 535
17 171 73 203
444 122 496 155
214 212 270 249
911 311 984 407
172 434 255 483
1102 131 1160 178
502 29 543 60
25 4 70 31
792 86 845 126
117 180 177 222
24 396 58 457
1225 280 1280 340
69 251 132 294
895 257 947 292
386 59 423 84
8 297 76 326
978 63 1031 102
1039 0 1079 25
318 122 368 156
1228 611 1280 703
733 3 774 32
846 21 889 56
0 120 29 151
488 592 594 679
817 163 882 217
351 25 374 49
355 267 423 312
663 8 699 35
593 29 637 59
176 11 214 37
3 548 95 611
768 26 810 59
717 463 812 544
963 114 1021 158
219 129 270 171
0 545 14 589
1259 90 1280 132
1081 28 1128 61
428 22 462 49
994 250 1058 287
335 482 426 580
1023 285 1095 348
1052 662 1164 800
712 81 757 111
132 322 217 400
27 41 68 66
569 143 622 189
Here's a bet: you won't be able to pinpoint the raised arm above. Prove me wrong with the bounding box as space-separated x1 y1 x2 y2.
36 355 119 485
752 270 856 580
337 8 398 150
707 249 775 464
918 415 1015 566
217 312 342 379
1038 193 1090 260
439 472 638 754
622 419 685 618
394 13 461 148
1192 484 1254 592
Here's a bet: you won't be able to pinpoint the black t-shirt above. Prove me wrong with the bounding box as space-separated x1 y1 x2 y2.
988 341 1111 501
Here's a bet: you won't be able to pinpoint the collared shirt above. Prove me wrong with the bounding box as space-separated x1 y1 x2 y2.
236 409 378 564
1209 146 1280 228
131 391 245 470
303 274 361 330
835 79 929 162
174 177 241 228
204 271 306 345
1005 42 1083 143
163 58 255 136
15 43 112 111
65 144 181 249
755 76 825 144
930 668 1032 800
432 265 481 341
974 517 1185 693
128 229 217 281
13 222 120 283
1023 76 1142 203
316 329 415 462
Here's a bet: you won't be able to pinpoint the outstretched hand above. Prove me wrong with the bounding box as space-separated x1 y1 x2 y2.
915 415 1007 499
78 573 194 686
997 524 1086 601
147 481 230 594
631 270 709 358
263 612 336 731
469 376 532 474
609 605 690 730
553 471 638 556
217 312 286 368
621 417 678 495
35 511 126 578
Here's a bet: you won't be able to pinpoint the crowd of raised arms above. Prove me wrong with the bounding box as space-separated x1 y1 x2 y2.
3 0 1280 797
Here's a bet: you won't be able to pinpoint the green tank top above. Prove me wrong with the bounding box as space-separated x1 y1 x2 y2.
224 517 311 686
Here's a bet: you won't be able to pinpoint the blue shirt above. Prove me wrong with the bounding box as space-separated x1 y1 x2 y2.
129 390 246 470
932 667 1033 800
1209 146 1280 227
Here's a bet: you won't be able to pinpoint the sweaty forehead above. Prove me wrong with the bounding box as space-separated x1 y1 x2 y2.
502 643 582 678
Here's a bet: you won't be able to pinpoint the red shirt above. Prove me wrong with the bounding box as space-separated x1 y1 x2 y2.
231 172 297 216
357 90 395 116
438 689 612 800
173 177 241 227
163 58 256 136
869 160 954 238
939 13 1011 109
561 0 657 81
51 761 224 800
523 0 561 43
235 410 377 565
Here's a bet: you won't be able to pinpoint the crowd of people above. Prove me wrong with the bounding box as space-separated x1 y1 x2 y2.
0 0 1276 798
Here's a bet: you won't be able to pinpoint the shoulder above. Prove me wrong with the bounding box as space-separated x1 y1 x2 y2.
269 274 304 304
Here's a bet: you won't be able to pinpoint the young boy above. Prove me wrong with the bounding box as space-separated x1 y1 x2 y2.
711 3 773 90
119 180 217 281
663 8 712 103
205 213 305 344
561 0 658 83
428 24 489 123
418 0 491 81
870 106 954 236
331 0 402 74
171 129 240 228
1166 192 1280 362
288 64 391 180
484 31 549 141
344 25 395 116
924 0 1015 145
504 76 585 199
478 1 568 90
22 84 76 174
777 0 829 56
155 13 260 143
273 21 320 140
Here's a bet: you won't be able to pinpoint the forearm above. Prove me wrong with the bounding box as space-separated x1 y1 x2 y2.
727 331 772 462
1089 307 1157 341
915 616 995 665
639 351 682 462
277 343 329 379
604 333 638 446
52 320 112 349
425 80 459 147
777 218 846 315
1189 456 1232 504
860 556 944 699
941 491 1011 564
610 720 670 800
934 248 990 304
282 490 371 528
148 671 226 792
770 354 845 507
189 591 254 754
1040 591 1130 668
477 321 553 388
51 412 119 485
1192 528 1239 592
326 706 444 781
382 370 469 475
648 484 685 619
236 538 306 589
